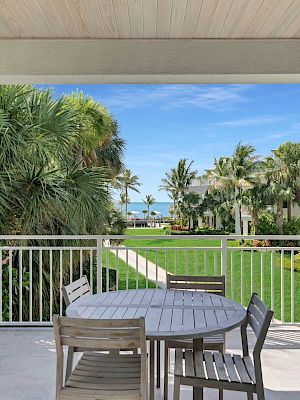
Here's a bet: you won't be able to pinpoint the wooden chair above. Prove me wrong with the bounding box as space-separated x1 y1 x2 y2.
53 315 147 400
62 276 92 380
164 274 226 400
173 293 274 400
62 275 91 307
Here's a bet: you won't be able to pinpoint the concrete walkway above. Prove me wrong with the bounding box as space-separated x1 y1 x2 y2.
110 246 167 288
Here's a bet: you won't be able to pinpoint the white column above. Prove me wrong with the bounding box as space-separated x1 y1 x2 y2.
242 219 249 236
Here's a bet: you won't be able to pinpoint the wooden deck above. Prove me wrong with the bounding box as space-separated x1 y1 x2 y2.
0 324 299 400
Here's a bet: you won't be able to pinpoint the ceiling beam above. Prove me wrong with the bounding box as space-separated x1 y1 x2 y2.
1 39 300 83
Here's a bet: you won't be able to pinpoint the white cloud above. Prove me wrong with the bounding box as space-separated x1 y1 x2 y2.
215 116 283 127
96 84 253 111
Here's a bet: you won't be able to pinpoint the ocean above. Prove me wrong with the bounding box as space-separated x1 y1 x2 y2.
123 202 172 217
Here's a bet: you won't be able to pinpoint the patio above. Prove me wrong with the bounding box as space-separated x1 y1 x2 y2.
1 324 299 400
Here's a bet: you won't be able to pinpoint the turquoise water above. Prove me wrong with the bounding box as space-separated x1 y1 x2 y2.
121 202 172 217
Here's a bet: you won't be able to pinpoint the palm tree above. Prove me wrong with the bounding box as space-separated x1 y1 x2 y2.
142 209 148 220
0 84 126 321
143 195 155 220
209 143 261 234
160 159 197 218
64 91 125 177
265 156 293 234
178 192 200 229
271 142 300 221
117 169 141 217
119 193 128 214
241 182 270 234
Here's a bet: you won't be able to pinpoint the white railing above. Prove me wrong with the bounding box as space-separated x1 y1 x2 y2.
0 234 299 325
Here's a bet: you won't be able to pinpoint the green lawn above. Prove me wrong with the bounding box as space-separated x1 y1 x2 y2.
124 228 300 322
102 250 156 291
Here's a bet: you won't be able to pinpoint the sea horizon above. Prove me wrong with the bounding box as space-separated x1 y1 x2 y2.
119 201 172 217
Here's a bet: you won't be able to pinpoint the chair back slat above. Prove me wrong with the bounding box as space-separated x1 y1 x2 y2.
167 274 225 296
247 293 273 354
62 276 91 306
55 316 145 351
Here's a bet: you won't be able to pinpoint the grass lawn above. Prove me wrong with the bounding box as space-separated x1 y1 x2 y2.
102 250 156 291
124 228 300 322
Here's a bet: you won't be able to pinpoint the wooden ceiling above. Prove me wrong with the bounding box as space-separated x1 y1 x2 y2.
1 0 300 39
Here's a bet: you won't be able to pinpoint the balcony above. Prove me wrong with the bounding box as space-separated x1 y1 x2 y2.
0 234 300 399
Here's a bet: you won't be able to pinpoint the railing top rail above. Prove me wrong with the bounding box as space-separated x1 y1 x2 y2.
1 234 300 240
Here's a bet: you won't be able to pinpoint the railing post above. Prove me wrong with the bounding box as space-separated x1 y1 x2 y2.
96 237 103 294
221 238 227 294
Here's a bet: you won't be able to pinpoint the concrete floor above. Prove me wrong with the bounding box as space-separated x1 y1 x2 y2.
0 324 299 400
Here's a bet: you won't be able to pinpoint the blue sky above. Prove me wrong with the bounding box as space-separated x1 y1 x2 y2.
40 84 300 201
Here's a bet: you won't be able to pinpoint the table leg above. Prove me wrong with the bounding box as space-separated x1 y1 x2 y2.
193 338 203 400
156 340 161 388
150 340 155 400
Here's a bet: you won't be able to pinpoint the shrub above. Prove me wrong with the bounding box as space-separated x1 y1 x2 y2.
194 225 227 235
284 252 300 272
255 212 278 235
283 216 300 235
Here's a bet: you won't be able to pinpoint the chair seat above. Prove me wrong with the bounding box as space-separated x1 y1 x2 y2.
166 334 224 350
61 352 142 400
175 349 256 388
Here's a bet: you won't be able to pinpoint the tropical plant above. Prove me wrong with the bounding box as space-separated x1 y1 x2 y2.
160 159 197 218
177 192 200 229
271 142 300 222
142 209 148 219
0 84 126 321
143 194 155 220
116 169 141 217
208 143 262 234
119 192 128 214
63 91 125 177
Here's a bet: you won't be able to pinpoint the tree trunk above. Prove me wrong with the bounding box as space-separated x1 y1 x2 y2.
276 199 284 234
234 187 241 235
75 145 83 169
234 205 241 235
251 209 259 235
125 188 128 219
147 205 150 221
287 197 292 221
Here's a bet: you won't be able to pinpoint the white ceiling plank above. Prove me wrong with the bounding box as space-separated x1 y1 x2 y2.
51 0 81 37
65 0 93 37
37 0 69 37
4 0 43 37
270 0 300 38
230 0 263 38
256 0 293 37
194 0 218 38
156 0 172 38
113 0 131 38
82 0 106 38
21 0 55 37
182 0 203 38
0 15 14 37
245 0 280 37
208 0 233 38
143 0 157 38
97 0 119 38
169 0 187 38
220 0 249 37
0 1 25 37
128 0 143 38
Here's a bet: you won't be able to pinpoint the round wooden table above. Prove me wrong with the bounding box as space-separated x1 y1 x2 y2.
67 289 247 400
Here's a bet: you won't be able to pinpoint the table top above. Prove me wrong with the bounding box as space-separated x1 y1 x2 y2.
66 289 247 340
